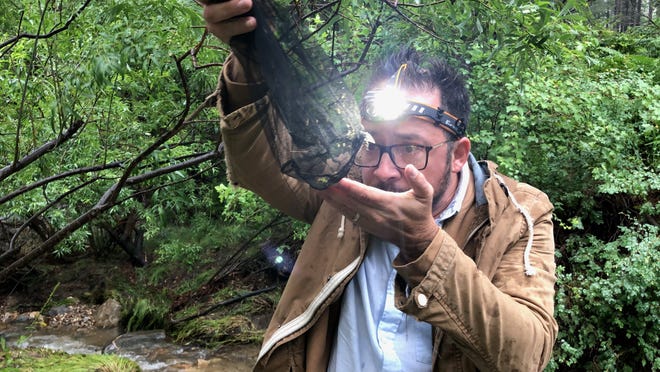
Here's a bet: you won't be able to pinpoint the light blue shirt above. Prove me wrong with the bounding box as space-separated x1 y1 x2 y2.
328 164 469 371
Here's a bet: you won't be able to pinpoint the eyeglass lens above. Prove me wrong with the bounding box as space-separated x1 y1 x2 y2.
354 143 427 169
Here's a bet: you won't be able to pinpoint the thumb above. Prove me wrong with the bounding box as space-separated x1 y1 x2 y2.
404 164 434 201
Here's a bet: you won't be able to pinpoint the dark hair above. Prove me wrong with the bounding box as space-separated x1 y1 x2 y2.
364 47 471 132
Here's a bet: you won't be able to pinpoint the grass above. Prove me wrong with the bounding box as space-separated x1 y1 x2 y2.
0 348 140 371
173 315 264 348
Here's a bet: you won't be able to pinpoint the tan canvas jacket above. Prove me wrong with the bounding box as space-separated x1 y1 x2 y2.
217 54 558 371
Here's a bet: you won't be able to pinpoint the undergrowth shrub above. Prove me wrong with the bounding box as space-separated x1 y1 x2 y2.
468 26 659 371
469 27 659 232
216 183 310 241
493 64 657 227
551 223 660 371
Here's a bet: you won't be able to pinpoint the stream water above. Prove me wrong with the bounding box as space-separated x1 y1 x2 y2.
0 323 258 371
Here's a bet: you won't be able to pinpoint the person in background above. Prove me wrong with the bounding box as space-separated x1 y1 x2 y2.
201 0 557 370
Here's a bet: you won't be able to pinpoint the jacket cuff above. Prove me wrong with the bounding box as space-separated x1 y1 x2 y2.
393 229 446 288
394 230 458 313
220 53 268 114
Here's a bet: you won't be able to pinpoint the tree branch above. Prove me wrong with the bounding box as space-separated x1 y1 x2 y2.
0 0 93 52
0 178 99 263
393 0 448 7
97 53 196 208
0 119 86 182
381 0 447 42
337 5 383 78
118 160 219 206
0 162 122 205
0 147 222 282
0 49 220 283
125 150 218 186
310 5 383 89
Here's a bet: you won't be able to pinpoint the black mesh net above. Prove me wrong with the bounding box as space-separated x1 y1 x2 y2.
235 0 364 189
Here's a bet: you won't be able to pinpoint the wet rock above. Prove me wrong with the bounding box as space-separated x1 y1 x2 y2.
0 311 18 323
95 298 121 328
48 305 70 316
16 311 43 322
104 329 167 354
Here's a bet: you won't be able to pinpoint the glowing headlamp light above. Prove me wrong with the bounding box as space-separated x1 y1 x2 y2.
360 89 466 138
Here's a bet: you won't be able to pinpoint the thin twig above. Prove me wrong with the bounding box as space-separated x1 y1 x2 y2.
205 214 286 286
381 0 447 42
190 29 226 69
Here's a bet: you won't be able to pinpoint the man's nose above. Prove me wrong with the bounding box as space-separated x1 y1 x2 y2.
372 151 401 178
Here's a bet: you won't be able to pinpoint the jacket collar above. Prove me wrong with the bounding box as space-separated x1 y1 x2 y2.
467 153 489 206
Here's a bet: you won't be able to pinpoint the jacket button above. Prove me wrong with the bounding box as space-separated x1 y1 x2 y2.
416 293 428 308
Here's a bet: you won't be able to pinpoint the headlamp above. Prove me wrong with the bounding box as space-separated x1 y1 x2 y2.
360 89 466 138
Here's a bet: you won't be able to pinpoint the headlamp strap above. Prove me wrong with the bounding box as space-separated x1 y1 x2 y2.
403 101 464 137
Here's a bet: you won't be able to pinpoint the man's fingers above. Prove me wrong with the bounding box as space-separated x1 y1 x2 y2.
318 180 369 217
206 17 257 43
202 0 256 43
202 0 252 23
404 165 434 202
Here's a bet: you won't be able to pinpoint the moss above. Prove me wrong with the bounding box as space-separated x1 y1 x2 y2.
0 348 140 371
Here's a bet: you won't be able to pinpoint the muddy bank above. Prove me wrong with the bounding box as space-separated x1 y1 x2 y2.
0 268 261 371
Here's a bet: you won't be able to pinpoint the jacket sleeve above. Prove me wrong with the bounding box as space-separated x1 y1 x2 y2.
393 185 557 371
218 53 323 224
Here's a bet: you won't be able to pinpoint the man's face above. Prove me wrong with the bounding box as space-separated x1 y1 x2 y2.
360 87 457 203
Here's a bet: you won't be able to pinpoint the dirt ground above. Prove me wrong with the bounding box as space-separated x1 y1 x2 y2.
1 254 136 329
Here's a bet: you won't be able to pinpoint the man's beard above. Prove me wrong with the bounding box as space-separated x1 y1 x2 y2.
431 167 452 208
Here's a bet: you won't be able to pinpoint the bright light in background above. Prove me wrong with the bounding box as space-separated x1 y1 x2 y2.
260 242 295 276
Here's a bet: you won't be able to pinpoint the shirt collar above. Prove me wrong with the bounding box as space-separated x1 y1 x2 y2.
435 162 469 224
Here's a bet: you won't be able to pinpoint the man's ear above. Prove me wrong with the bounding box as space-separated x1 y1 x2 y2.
451 137 471 173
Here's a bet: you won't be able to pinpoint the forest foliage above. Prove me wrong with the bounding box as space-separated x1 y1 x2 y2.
0 0 658 370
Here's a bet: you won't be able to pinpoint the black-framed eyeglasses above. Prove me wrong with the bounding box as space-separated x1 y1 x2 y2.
353 141 452 170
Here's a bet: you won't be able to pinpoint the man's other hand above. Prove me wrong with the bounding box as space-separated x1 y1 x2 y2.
199 0 256 44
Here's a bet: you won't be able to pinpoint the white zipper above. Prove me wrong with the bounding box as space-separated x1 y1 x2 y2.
257 256 362 361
